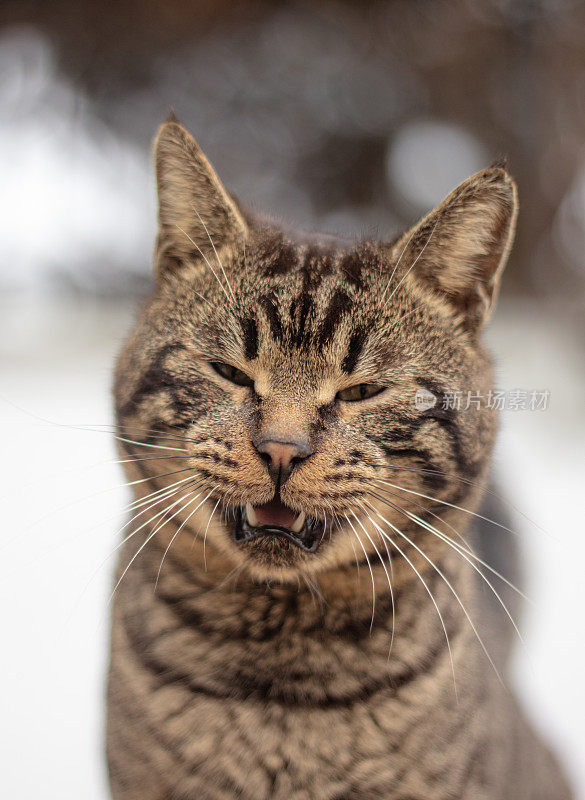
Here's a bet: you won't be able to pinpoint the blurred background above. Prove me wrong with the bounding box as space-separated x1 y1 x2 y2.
0 0 583 797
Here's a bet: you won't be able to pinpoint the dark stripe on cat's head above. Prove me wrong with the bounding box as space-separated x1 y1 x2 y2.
290 291 314 348
301 247 332 292
316 290 353 349
340 251 364 290
259 294 284 342
342 329 365 374
260 234 298 277
240 317 259 360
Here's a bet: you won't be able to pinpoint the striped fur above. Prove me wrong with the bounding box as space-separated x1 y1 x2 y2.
107 120 572 799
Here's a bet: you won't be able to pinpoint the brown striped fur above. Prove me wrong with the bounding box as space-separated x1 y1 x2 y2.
106 119 572 799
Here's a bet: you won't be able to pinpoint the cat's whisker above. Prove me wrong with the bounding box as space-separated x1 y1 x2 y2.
349 508 395 655
211 561 246 594
368 484 531 616
125 466 198 493
364 490 525 644
306 573 325 609
125 476 203 525
75 481 203 612
110 484 208 602
201 495 221 571
0 444 192 500
390 304 423 327
363 499 504 687
90 422 202 445
191 288 215 310
381 225 416 302
344 513 377 631
155 489 216 589
373 478 516 536
326 501 361 589
116 432 193 446
378 532 396 660
176 225 232 302
355 499 458 698
119 481 204 556
386 221 439 304
0 464 197 555
59 481 191 631
302 574 318 606
365 480 471 551
113 485 201 556
0 399 198 448
116 435 189 453
193 496 220 555
191 205 236 303
126 473 200 511
364 486 526 601
117 454 190 466
377 466 550 538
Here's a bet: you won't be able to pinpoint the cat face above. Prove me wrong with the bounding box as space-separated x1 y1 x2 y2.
114 119 517 582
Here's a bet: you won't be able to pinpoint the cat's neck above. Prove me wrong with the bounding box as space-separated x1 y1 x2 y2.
114 521 482 706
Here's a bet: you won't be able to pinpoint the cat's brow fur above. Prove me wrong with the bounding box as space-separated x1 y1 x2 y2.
107 119 572 799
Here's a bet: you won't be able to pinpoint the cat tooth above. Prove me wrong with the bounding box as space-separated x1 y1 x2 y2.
245 503 259 527
291 511 306 533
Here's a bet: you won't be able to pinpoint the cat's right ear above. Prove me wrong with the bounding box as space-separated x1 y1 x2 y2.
153 117 247 276
390 166 518 332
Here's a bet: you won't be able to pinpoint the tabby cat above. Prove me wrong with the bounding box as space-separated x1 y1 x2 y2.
106 117 572 799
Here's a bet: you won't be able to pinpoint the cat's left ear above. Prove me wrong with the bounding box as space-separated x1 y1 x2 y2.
154 115 247 274
392 167 518 331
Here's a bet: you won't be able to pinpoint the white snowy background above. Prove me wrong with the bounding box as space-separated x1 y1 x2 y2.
1 27 584 800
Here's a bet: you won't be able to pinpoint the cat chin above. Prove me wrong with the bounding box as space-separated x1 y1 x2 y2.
238 546 317 583
210 502 327 580
227 523 321 583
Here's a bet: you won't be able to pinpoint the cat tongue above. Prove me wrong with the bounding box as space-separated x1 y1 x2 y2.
253 498 297 529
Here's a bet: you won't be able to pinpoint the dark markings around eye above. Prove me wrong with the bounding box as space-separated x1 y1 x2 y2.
240 317 259 360
120 342 187 419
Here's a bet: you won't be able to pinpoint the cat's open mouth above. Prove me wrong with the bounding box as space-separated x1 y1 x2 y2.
233 499 324 553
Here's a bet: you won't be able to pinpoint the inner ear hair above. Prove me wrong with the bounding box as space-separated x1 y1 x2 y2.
153 117 247 274
394 167 518 331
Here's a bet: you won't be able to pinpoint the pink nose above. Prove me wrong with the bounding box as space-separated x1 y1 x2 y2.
255 438 313 485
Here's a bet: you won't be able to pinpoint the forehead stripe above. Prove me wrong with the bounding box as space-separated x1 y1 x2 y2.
341 329 365 374
259 294 284 342
290 291 314 348
266 241 298 276
316 289 352 348
339 251 364 290
240 316 259 360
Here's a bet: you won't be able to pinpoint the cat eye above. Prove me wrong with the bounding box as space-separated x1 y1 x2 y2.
210 361 254 388
336 384 384 402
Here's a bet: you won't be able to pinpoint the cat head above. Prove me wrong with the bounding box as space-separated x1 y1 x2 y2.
114 118 517 582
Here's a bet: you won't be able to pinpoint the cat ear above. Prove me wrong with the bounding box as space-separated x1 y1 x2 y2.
392 167 518 331
153 116 247 274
